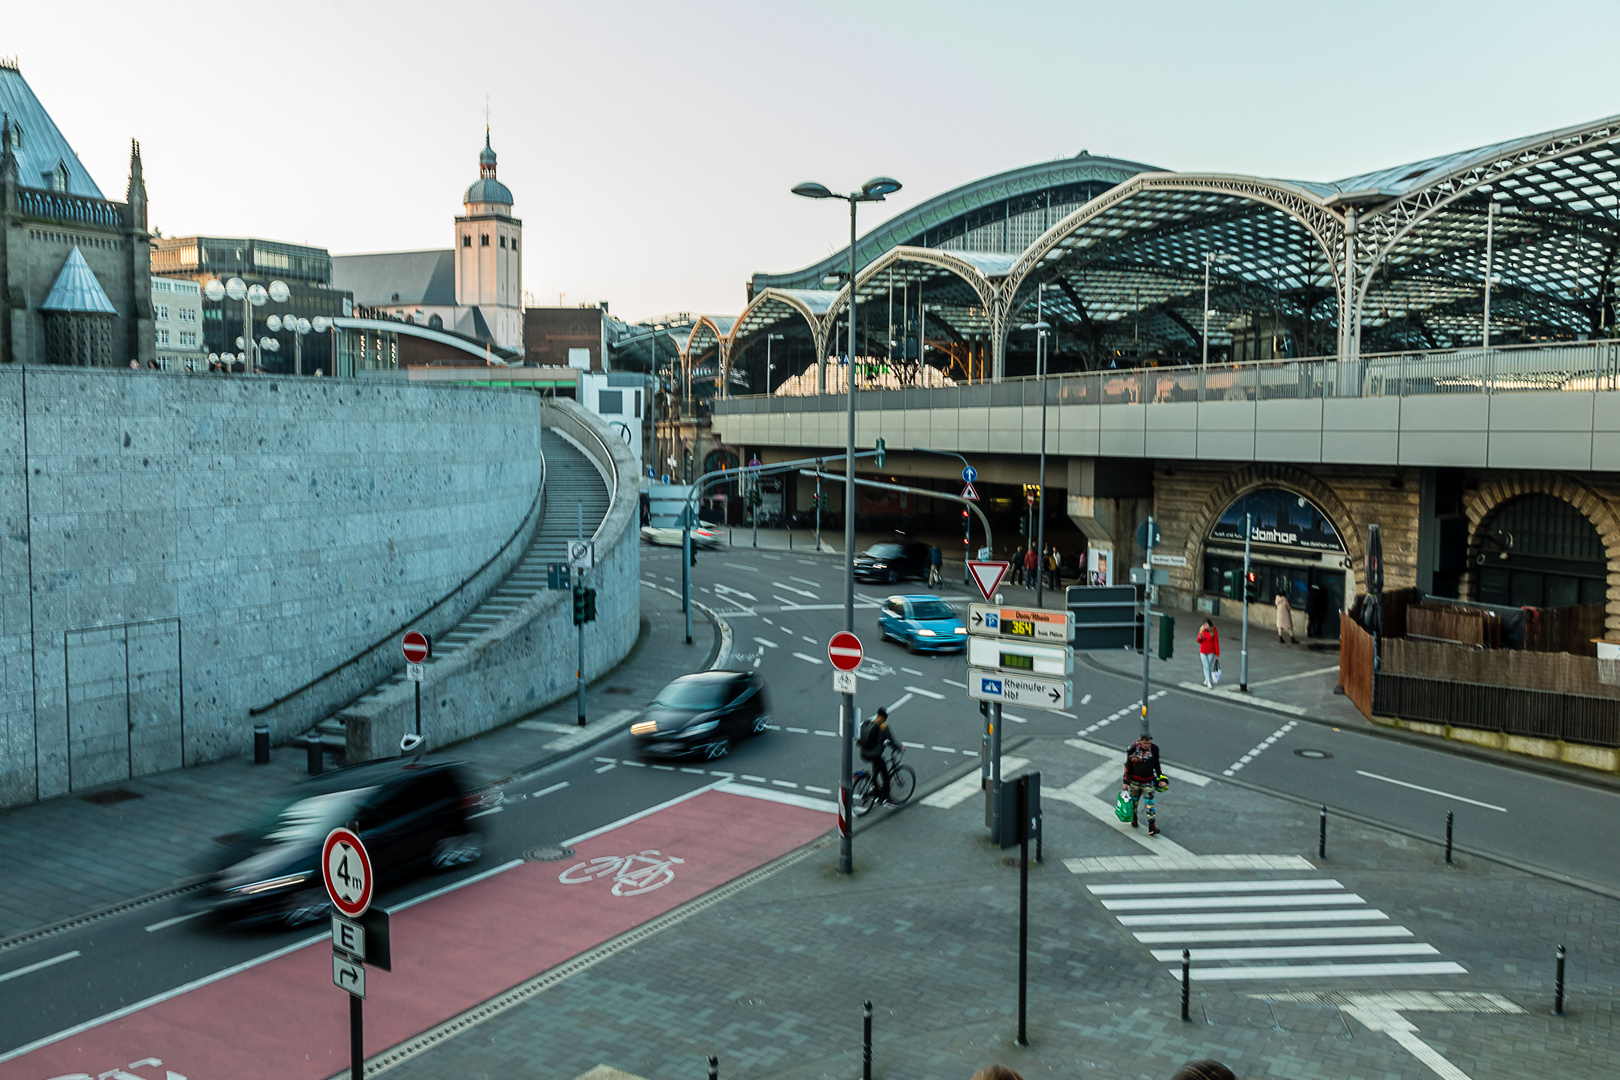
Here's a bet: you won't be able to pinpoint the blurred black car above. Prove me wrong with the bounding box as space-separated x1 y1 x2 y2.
630 671 771 760
853 540 931 583
200 759 484 928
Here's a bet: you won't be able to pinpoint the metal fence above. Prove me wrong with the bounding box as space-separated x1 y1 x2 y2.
1374 672 1620 748
713 339 1620 414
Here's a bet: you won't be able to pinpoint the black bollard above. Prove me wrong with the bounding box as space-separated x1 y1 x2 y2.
1445 811 1454 865
862 1000 872 1080
1181 949 1191 1021
1554 945 1566 1016
1318 805 1327 859
306 731 323 775
707 1056 718 1080
254 723 270 765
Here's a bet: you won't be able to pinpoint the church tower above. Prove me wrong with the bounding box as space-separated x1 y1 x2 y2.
454 130 523 351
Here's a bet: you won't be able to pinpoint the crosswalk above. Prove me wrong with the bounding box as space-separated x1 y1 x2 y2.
1084 875 1466 983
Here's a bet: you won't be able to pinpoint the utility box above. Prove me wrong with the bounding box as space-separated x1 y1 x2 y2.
1157 613 1175 661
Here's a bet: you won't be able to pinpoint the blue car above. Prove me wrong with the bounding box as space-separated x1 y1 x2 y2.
877 595 968 653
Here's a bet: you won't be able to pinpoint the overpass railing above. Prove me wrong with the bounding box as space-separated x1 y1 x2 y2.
713 338 1620 413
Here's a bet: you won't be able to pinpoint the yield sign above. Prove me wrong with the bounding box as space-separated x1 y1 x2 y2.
827 631 864 671
967 560 1010 602
960 481 979 501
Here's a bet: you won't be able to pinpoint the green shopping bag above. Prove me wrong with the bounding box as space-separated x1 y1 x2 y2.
1114 790 1134 822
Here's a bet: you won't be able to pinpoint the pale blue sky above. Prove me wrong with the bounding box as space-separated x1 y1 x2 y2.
9 1 1620 320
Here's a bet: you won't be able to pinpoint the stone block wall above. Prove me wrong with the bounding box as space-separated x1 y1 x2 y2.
0 367 545 808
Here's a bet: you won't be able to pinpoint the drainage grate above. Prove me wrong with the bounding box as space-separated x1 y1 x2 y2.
524 845 576 862
81 788 143 805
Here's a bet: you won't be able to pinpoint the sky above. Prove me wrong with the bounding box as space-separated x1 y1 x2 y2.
10 0 1620 322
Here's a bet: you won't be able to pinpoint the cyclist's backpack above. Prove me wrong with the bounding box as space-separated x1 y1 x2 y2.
858 718 876 751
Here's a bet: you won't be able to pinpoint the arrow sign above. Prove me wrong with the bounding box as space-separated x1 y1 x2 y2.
961 481 979 501
967 669 1072 711
967 560 1010 603
962 465 977 483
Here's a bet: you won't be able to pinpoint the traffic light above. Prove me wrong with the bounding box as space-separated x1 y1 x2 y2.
1158 613 1175 660
583 587 598 623
572 584 587 626
1221 569 1240 599
875 438 886 468
1244 570 1261 601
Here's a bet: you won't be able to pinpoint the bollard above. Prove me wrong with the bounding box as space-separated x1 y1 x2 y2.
1181 949 1191 1021
1318 805 1327 859
707 1055 718 1080
1554 945 1566 1016
253 723 270 766
862 1000 872 1080
306 731 323 775
1445 811 1454 865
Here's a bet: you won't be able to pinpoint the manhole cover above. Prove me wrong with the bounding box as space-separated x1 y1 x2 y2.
524 844 576 862
81 788 143 805
1293 749 1333 760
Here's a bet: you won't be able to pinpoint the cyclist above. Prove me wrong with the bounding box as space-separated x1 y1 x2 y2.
1122 731 1166 836
859 707 900 804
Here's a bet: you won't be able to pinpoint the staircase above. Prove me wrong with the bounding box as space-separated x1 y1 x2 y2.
310 433 612 753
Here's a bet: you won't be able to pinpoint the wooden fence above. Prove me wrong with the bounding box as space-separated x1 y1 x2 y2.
1338 612 1375 720
1374 674 1620 748
1381 637 1620 699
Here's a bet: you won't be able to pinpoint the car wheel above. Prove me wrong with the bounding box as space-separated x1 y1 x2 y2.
752 714 770 735
698 739 731 760
432 833 484 871
280 889 330 928
906 635 919 654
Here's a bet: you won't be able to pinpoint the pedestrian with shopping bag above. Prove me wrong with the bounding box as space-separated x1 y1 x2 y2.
1118 732 1167 836
1197 618 1221 687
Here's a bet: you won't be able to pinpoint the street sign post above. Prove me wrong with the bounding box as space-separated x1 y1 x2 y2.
961 481 979 501
405 664 424 682
995 771 1042 1047
968 604 1073 644
1066 585 1143 651
968 671 1073 710
962 465 977 483
402 632 431 747
333 954 366 999
324 827 376 1080
828 631 863 671
568 540 595 571
967 636 1073 677
833 669 857 695
967 560 1011 602
401 632 429 664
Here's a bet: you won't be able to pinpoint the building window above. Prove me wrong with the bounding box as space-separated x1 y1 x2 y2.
480 234 490 247
8 123 20 150
498 235 506 248
462 234 471 247
511 238 518 251
156 329 169 345
52 161 68 192
156 304 169 321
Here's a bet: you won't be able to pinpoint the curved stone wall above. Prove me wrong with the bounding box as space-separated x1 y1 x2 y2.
0 368 545 807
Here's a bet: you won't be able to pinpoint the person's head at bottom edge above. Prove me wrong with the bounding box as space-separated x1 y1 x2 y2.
1170 1061 1237 1080
969 1067 1023 1080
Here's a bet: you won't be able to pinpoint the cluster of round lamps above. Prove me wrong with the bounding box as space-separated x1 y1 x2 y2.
201 276 331 368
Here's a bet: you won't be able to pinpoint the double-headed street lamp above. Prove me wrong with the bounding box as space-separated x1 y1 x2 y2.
792 173 902 876
204 276 291 373
267 314 332 375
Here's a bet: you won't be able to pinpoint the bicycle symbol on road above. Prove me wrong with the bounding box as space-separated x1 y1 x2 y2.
558 849 685 896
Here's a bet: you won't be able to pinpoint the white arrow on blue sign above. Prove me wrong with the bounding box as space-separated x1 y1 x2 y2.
962 465 978 483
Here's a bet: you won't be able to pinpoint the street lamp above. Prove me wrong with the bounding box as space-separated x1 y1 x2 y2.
204 276 290 373
1021 284 1052 606
268 314 327 375
792 172 902 876
1202 252 1230 367
765 332 786 395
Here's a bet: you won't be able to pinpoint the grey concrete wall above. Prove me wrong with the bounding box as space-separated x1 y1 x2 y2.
343 399 640 762
0 367 545 808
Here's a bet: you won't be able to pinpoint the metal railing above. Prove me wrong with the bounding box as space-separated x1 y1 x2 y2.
16 186 124 229
712 338 1620 414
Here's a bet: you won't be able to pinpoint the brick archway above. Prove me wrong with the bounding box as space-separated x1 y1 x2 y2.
1179 465 1362 593
1463 473 1620 630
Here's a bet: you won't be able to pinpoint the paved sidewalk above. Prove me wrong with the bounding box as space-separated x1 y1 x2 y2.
380 734 1616 1080
0 584 717 943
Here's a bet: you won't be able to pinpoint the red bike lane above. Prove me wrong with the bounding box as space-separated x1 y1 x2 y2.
4 787 831 1080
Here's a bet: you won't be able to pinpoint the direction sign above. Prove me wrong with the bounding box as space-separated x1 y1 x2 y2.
828 631 863 672
968 604 1073 643
968 636 1074 677
968 670 1073 710
967 560 1010 602
568 540 595 570
962 465 977 483
322 827 374 918
961 481 979 502
333 954 366 999
401 631 429 664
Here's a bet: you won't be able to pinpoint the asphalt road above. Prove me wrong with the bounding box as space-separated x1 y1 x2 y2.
3 539 1618 1062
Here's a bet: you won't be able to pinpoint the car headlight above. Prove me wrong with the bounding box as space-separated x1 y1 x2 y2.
954 627 967 635
916 629 936 637
872 563 887 569
684 720 720 736
228 872 312 895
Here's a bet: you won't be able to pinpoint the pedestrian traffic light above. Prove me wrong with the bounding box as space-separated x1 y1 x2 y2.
1244 570 1260 601
583 587 598 623
572 584 587 626
1158 613 1175 661
1221 569 1240 599
875 438 886 467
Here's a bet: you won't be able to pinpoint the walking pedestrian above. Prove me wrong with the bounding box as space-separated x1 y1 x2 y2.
1122 732 1166 836
928 544 942 588
1274 591 1299 644
1046 546 1061 590
1023 545 1037 588
1196 617 1220 687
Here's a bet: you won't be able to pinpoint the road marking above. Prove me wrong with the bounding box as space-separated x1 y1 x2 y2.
680 767 706 775
622 760 646 767
931 745 957 753
905 686 946 699
1002 711 1030 724
1223 719 1299 776
804 784 831 794
942 678 966 688
772 581 820 599
1100 893 1368 912
1065 854 1314 874
814 729 836 737
1118 909 1390 927
902 741 925 749
1248 663 1341 687
1135 926 1416 945
754 657 761 668
762 554 782 560
770 780 799 788
1173 961 1465 982
1081 694 1092 705
710 770 735 778
144 911 205 933
724 563 761 573
754 637 779 648
1354 770 1508 811
792 652 824 664
662 575 675 582
742 774 766 782
762 617 774 625
887 693 916 712
922 757 1030 808
789 576 818 586
717 781 836 814
532 781 570 797
802 635 817 644
651 764 674 771
0 951 80 983
901 666 924 676
855 671 878 681
1089 878 1344 896
1153 943 1439 963
469 805 505 818
785 725 808 733
715 584 758 601
1078 700 1141 737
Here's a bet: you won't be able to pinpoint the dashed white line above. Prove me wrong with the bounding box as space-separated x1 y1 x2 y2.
814 729 836 737
772 581 820 599
802 635 817 644
531 781 570 797
770 780 799 789
1081 694 1093 705
804 785 832 794
901 667 925 677
785 726 808 733
651 764 675 772
470 805 505 817
741 774 766 782
0 951 80 982
902 741 926 749
887 693 916 712
905 686 946 699
621 760 646 767
754 637 779 649
1223 720 1299 776
724 563 761 573
680 767 706 775
789 576 819 587
1002 711 1031 724
143 913 202 933
931 745 956 753
792 652 825 665
595 763 617 774
942 678 967 688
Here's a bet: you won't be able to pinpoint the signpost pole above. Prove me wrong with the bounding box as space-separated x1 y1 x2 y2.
1017 776 1030 1047
350 993 363 1080
989 701 1003 829
1240 512 1252 692
1141 517 1156 737
577 510 587 727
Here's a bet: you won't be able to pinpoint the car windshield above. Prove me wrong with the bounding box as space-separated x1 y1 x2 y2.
654 677 730 709
910 601 957 621
865 544 904 558
255 788 377 847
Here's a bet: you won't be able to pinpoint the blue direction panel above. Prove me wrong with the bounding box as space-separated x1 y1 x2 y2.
962 465 978 483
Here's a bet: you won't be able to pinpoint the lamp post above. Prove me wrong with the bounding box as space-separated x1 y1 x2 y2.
204 276 291 373
1202 252 1229 368
765 332 786 395
1021 285 1051 606
792 173 902 876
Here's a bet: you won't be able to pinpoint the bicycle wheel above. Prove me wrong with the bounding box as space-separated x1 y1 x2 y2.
852 773 876 817
888 765 917 806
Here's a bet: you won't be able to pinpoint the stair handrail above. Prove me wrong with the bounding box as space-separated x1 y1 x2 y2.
249 425 549 717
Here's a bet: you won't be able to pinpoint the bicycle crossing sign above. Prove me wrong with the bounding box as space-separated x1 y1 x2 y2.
322 827 373 918
568 540 595 570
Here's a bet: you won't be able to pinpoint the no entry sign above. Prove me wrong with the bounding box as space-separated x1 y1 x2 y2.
402 631 429 664
322 827 374 918
827 631 863 672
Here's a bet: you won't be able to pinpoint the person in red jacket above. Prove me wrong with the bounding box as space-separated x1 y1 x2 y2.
1196 618 1220 687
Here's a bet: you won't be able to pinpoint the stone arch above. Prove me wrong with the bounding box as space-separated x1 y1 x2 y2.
1462 472 1620 627
1177 464 1364 596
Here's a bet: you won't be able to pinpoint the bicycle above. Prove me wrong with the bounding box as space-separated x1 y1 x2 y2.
851 746 916 816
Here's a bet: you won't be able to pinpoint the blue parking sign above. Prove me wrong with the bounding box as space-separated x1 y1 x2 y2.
980 676 1002 695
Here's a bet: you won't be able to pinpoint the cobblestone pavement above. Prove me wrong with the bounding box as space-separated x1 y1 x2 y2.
379 733 1616 1080
0 583 717 942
